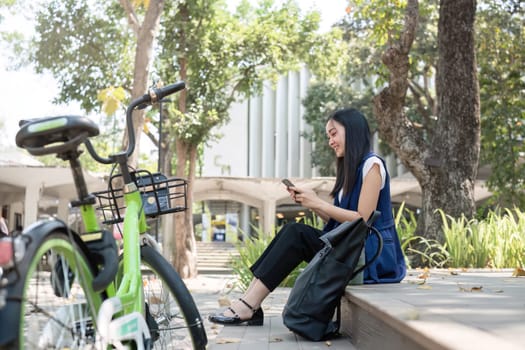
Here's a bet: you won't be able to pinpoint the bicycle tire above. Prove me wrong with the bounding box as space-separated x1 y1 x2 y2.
8 230 102 349
139 245 208 350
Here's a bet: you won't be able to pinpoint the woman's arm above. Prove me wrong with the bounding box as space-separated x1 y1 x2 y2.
291 163 382 223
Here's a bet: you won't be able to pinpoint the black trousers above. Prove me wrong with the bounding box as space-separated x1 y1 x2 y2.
250 222 324 291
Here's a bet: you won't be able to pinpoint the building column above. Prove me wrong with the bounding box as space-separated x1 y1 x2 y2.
24 183 41 228
248 96 263 177
288 71 300 177
262 199 276 236
299 67 312 178
261 83 276 177
240 203 250 241
275 75 288 178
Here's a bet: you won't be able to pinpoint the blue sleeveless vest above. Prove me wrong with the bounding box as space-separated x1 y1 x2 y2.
323 152 406 283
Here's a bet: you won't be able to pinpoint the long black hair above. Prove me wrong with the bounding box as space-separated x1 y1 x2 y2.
329 108 372 198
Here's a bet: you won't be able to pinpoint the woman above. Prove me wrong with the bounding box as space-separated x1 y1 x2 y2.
209 108 406 326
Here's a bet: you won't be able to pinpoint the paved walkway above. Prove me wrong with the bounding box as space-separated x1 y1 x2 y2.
184 269 525 350
185 274 354 349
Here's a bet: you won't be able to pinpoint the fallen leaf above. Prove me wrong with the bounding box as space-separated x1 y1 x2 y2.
417 284 432 290
458 284 483 292
407 279 426 285
269 337 283 343
417 272 430 279
148 296 162 304
403 310 420 320
512 267 525 277
218 296 231 307
215 337 241 344
418 267 431 279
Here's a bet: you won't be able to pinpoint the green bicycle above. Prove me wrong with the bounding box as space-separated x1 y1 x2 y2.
0 81 207 349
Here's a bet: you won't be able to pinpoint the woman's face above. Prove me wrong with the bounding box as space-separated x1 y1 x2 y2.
326 119 345 158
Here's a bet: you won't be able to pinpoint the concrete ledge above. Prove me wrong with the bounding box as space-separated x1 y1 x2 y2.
341 269 525 350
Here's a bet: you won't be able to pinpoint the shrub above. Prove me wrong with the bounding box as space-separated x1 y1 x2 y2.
440 208 525 268
231 206 525 286
230 216 321 291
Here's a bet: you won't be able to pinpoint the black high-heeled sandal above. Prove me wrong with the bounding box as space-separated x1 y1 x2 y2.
208 298 264 326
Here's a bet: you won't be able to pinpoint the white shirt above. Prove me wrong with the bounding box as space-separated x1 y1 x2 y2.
362 156 386 190
338 156 386 202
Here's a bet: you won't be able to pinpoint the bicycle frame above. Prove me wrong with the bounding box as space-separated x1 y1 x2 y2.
77 172 149 340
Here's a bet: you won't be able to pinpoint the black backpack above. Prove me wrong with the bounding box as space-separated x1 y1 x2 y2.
282 213 383 341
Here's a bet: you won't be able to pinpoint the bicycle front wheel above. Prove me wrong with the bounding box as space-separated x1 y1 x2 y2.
11 231 102 349
140 245 208 350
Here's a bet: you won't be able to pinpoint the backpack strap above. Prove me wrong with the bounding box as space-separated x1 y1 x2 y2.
351 225 383 279
334 299 342 335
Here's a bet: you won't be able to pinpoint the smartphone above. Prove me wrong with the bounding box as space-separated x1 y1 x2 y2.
281 178 295 189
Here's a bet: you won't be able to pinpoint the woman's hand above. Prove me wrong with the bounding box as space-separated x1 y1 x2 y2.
291 187 322 210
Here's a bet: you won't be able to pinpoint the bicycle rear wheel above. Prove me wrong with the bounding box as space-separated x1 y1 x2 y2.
9 231 102 349
140 245 208 350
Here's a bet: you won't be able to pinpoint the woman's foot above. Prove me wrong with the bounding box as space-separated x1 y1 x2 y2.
208 298 264 326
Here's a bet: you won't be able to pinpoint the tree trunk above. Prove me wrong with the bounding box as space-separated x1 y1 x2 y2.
119 0 165 167
171 139 198 278
425 0 480 240
167 9 198 277
373 0 480 246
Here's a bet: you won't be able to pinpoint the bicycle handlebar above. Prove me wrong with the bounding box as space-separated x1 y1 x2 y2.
85 81 186 164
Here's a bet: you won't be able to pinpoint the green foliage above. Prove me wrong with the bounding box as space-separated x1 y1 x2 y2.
394 202 418 267
97 86 127 116
303 0 439 176
476 3 525 207
0 0 16 24
156 0 337 153
394 203 449 268
395 205 525 269
304 0 523 220
231 215 322 291
232 206 525 287
231 225 306 291
29 0 134 112
0 0 15 6
231 226 274 291
439 208 525 269
394 202 417 244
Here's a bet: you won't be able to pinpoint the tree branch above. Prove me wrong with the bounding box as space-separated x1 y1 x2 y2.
119 0 140 36
373 0 430 181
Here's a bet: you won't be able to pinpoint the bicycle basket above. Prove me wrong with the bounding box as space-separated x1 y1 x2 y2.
93 170 188 225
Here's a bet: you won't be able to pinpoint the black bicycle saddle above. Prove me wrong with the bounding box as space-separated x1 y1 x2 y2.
16 115 99 156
